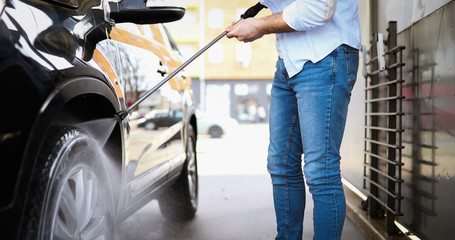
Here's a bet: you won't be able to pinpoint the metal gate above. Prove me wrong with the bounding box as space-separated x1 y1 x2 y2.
363 21 405 234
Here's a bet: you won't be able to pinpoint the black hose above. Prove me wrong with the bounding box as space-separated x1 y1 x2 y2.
241 2 267 19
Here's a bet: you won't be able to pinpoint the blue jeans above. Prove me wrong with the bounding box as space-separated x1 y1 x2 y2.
268 45 359 240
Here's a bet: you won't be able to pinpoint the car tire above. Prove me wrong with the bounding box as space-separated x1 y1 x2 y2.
208 126 223 138
158 125 198 221
22 126 115 240
145 121 156 130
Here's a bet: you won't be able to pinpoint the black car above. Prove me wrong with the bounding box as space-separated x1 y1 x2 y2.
137 109 183 130
0 0 198 239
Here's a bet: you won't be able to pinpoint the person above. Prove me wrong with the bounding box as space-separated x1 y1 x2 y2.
226 1 361 239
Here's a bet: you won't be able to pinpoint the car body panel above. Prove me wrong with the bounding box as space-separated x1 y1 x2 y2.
104 22 189 213
92 49 125 99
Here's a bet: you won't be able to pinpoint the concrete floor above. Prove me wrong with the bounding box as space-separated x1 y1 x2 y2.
117 175 368 240
116 124 369 240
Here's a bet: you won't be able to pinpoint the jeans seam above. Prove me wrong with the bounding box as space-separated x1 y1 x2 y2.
328 47 338 239
283 108 298 240
331 49 337 85
326 48 336 173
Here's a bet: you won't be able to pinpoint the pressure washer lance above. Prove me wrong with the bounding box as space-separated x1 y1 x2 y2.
114 2 267 123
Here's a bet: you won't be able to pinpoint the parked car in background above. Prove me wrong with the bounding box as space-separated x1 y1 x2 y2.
137 109 183 130
196 110 239 138
0 0 198 239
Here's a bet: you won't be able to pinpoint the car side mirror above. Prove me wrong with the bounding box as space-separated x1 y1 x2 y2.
109 0 186 24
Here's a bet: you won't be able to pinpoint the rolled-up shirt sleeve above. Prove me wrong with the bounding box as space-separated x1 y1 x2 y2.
283 0 337 31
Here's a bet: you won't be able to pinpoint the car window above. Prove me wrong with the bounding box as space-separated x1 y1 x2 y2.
171 110 183 118
161 25 179 53
141 24 155 40
116 23 142 36
155 112 167 118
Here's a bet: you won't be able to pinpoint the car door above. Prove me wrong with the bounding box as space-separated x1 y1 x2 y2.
107 23 186 209
151 24 188 178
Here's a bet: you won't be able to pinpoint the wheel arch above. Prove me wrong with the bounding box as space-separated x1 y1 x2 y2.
16 68 125 235
189 110 198 140
29 67 125 166
186 103 198 152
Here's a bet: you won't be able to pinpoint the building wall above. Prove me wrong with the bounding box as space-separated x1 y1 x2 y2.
166 0 277 79
397 3 455 239
167 0 276 120
341 1 455 239
203 0 277 79
340 0 371 193
165 0 201 77
373 0 452 33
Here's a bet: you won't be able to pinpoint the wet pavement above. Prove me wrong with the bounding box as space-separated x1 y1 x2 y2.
116 124 369 240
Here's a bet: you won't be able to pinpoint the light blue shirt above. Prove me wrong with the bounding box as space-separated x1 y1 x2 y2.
259 0 361 77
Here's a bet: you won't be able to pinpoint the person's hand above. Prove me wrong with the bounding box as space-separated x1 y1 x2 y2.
226 13 294 42
226 18 265 43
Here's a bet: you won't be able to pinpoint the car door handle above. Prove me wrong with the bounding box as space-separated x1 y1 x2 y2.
157 62 169 77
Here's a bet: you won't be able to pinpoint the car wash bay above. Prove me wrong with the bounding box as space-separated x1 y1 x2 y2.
115 124 368 240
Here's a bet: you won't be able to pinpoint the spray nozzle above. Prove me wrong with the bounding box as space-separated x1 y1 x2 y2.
114 110 128 123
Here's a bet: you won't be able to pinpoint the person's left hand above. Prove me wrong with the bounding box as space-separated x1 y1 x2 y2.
226 18 265 43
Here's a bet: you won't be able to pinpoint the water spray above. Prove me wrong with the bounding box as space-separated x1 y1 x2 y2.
114 2 267 123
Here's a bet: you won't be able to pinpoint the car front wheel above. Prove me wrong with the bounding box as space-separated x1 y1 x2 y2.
22 126 114 240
